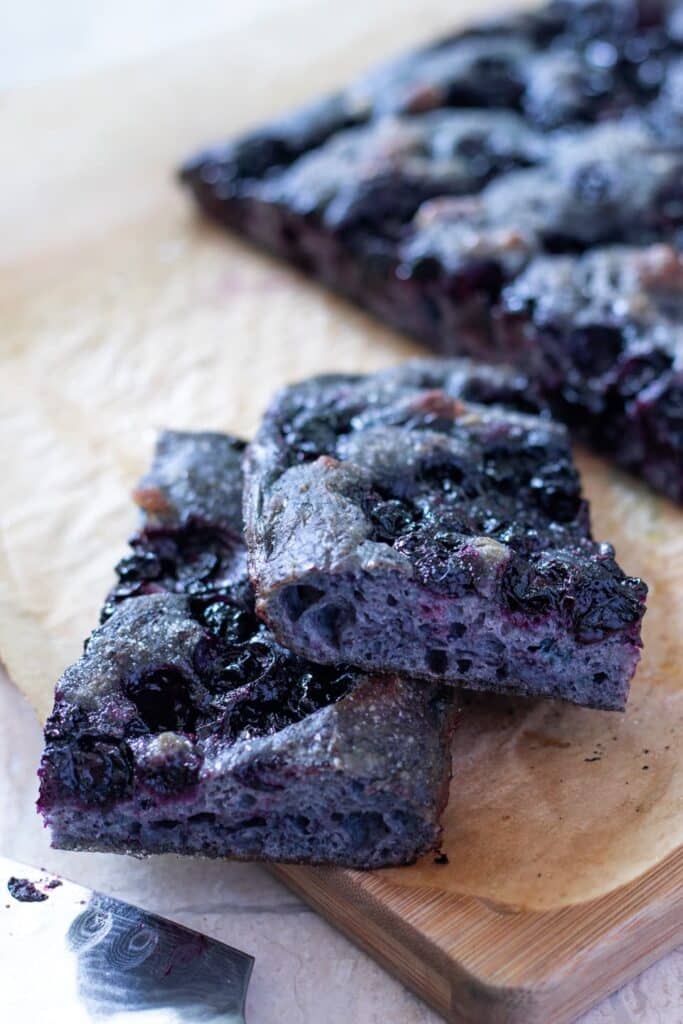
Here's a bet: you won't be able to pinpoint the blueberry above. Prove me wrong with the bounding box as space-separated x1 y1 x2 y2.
367 498 417 542
609 351 674 402
403 255 441 282
537 485 581 523
501 561 555 616
452 259 504 301
66 739 133 804
284 408 348 461
218 657 355 741
418 458 465 494
220 641 277 687
235 135 293 178
123 667 198 732
115 552 162 583
484 439 551 495
222 697 290 742
291 668 354 716
142 534 179 565
529 461 582 522
646 377 683 446
191 634 221 680
175 550 219 585
572 573 647 641
201 602 258 643
567 324 624 377
396 524 476 595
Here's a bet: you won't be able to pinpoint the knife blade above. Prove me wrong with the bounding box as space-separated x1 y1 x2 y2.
1 856 254 1022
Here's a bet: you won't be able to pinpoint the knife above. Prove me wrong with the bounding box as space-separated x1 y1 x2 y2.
1 856 254 1022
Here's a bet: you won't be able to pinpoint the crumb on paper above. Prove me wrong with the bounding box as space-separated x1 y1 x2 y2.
7 877 49 903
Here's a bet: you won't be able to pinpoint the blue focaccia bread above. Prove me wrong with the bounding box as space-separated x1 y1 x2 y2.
180 0 683 500
244 360 647 710
38 431 458 868
496 244 683 501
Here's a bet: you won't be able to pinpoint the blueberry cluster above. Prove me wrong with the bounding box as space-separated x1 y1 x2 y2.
42 702 141 806
101 524 246 623
360 483 646 639
43 513 358 807
501 549 647 640
191 597 356 744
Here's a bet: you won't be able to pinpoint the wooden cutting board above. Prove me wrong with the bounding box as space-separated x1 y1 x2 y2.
2 4 682 1023
273 852 683 1024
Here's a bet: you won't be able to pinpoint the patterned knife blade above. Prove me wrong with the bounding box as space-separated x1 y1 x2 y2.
1 856 254 1022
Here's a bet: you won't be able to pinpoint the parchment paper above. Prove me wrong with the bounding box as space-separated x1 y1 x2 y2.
1 0 681 913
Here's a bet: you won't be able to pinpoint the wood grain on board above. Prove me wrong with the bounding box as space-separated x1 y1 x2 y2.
274 847 683 1024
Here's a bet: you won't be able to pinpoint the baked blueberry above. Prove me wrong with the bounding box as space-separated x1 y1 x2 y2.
497 244 683 501
38 431 458 868
256 110 546 235
244 361 647 710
